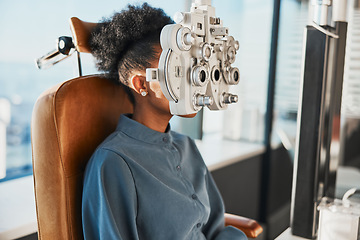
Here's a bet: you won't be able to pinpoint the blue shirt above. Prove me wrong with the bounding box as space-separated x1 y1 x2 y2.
82 114 247 240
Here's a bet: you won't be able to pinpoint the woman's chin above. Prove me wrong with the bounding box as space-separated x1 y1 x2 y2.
178 113 197 118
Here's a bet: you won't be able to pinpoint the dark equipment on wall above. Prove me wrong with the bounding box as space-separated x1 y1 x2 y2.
291 0 348 239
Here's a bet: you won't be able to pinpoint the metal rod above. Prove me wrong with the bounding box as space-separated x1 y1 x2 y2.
260 0 281 224
77 51 82 77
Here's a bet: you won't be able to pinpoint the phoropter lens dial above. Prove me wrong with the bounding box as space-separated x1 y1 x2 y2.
191 65 209 87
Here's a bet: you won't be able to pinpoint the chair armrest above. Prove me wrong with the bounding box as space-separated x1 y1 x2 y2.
224 213 263 238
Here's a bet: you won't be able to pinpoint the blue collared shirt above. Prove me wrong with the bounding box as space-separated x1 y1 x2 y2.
82 114 247 240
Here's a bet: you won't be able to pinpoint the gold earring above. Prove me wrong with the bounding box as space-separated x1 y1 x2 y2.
140 89 148 97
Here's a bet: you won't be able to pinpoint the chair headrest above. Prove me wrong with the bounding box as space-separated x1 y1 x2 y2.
69 17 97 53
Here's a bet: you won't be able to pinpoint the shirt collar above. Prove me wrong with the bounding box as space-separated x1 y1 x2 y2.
116 114 173 145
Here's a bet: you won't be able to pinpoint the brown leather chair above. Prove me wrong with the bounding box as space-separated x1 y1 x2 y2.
31 17 263 240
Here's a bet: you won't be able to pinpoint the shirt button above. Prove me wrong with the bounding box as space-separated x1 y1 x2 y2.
176 165 181 171
162 137 168 143
196 223 202 228
192 194 197 200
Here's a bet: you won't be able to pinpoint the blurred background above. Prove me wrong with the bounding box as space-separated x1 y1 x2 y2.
2 0 360 239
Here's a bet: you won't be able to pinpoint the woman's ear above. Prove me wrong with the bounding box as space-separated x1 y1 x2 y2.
130 74 147 95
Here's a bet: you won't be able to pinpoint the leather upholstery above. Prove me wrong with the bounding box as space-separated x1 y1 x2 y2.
69 17 97 53
31 75 133 239
224 213 263 238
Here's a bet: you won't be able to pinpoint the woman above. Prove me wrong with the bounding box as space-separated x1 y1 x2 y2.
82 3 247 240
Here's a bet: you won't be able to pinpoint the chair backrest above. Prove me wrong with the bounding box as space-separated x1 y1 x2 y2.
32 17 134 239
32 75 133 239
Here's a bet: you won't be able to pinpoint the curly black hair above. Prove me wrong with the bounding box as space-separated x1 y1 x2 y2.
90 3 173 88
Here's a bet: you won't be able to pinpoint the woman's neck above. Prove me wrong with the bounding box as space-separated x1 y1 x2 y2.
132 107 172 133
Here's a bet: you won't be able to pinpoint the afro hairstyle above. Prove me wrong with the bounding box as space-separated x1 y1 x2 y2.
90 3 173 87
